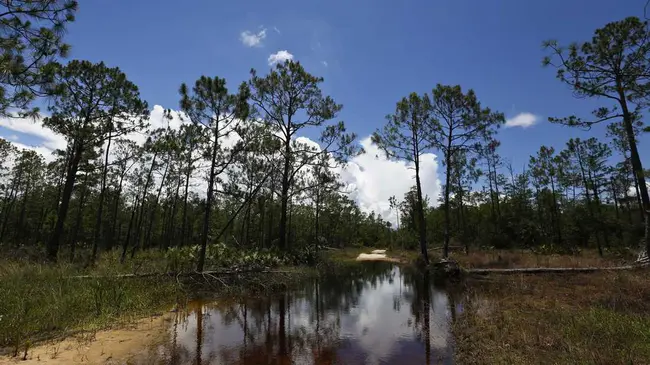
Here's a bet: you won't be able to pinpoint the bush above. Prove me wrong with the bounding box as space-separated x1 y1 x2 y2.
163 243 323 272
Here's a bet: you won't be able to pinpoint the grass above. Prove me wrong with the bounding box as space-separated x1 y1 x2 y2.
324 245 636 270
326 246 649 364
453 268 650 364
448 248 635 269
0 245 327 358
0 258 183 358
4 244 646 363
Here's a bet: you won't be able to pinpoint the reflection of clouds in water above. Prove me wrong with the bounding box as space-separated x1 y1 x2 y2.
338 267 453 364
340 268 413 364
430 291 450 350
160 266 454 365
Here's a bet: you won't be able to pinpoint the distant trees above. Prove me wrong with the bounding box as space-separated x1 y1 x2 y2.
1 11 650 269
371 85 503 260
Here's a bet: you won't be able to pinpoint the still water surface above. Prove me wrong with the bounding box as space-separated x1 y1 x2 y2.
143 264 457 364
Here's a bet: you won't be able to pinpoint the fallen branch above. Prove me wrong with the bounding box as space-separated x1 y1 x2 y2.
467 263 649 275
68 269 299 279
430 245 464 250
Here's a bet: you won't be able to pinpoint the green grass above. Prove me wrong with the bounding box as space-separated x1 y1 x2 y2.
0 259 183 357
0 244 326 356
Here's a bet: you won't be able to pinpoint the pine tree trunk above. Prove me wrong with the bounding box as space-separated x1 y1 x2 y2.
132 151 158 258
145 159 169 249
550 177 562 245
16 186 29 243
578 157 601 255
198 129 219 272
0 180 18 243
91 130 112 263
414 156 429 264
121 195 139 264
70 182 88 262
180 160 192 247
47 139 84 262
618 89 650 256
165 174 183 249
109 171 126 251
278 136 291 251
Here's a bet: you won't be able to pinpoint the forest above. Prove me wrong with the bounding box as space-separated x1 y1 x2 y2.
2 2 650 364
0 7 648 271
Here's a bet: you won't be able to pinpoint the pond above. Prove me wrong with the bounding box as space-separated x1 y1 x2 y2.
140 264 458 365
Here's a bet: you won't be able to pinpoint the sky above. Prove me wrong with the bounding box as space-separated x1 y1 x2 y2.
0 0 648 224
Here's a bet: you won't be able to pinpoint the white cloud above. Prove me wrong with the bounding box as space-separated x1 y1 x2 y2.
322 60 328 67
267 50 294 65
338 137 441 225
0 114 67 162
239 28 266 47
505 112 538 128
272 26 281 34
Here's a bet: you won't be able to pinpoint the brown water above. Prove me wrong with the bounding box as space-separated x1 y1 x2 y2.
142 264 457 365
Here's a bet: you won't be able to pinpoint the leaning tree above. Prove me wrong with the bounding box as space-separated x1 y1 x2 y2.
44 60 148 262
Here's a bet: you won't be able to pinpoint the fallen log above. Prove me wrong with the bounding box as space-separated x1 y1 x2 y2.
467 263 649 275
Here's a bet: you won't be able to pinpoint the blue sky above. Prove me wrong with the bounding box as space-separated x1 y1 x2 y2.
0 0 647 217
59 1 647 167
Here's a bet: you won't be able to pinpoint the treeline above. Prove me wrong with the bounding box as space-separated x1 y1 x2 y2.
375 16 650 262
391 136 648 255
0 3 648 268
0 59 398 268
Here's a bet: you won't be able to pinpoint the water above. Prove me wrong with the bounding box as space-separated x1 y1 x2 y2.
144 264 457 364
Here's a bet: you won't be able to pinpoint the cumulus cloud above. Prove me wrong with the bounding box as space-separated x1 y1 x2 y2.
338 137 441 226
239 28 266 47
505 112 539 128
0 114 67 162
268 50 294 65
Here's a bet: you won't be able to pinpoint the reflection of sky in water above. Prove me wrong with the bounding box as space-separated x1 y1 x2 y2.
336 266 452 364
150 265 454 365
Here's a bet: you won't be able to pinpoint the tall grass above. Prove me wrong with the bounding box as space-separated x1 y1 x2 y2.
454 270 650 364
0 243 325 356
0 259 182 356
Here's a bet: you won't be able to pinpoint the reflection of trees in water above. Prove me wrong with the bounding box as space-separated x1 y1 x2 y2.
403 268 458 365
404 269 433 364
211 292 342 364
157 263 455 365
